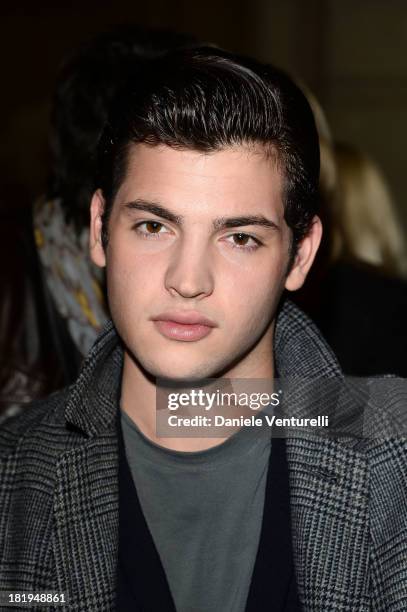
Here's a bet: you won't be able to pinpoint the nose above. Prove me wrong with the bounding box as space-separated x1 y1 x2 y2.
164 235 215 299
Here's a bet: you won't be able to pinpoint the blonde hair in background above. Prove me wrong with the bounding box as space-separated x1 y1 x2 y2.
298 83 337 206
291 80 407 278
333 143 407 278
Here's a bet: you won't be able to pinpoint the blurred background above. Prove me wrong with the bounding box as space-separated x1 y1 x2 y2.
1 0 406 230
1 0 406 420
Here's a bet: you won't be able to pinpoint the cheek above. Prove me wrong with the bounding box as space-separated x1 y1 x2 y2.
214 271 282 365
105 245 160 312
219 257 286 326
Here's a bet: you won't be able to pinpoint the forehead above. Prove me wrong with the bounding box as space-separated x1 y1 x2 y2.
115 143 284 218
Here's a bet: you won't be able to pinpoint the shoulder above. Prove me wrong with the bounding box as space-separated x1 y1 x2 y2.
0 387 77 461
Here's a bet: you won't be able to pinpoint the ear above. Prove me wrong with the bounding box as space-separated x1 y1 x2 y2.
89 189 107 268
285 215 323 291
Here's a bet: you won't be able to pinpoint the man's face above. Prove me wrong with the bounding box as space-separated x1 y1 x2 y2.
91 143 319 381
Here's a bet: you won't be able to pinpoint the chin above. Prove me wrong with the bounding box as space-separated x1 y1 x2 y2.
154 365 217 383
141 355 224 383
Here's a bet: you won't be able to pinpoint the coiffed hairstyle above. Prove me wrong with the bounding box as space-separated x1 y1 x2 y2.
97 47 320 260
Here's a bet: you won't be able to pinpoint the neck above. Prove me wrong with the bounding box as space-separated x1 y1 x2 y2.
120 346 275 452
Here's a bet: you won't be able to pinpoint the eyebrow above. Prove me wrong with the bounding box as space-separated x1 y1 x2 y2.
123 199 279 231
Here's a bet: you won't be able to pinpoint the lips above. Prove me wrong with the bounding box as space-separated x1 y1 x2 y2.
153 311 216 326
151 311 217 342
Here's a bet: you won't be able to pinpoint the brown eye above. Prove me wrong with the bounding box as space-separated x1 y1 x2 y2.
134 220 171 239
224 232 262 252
233 233 250 245
145 221 163 233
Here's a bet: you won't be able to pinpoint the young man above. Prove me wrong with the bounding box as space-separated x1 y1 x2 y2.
0 48 406 611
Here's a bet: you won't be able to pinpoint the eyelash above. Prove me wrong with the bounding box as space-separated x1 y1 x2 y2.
132 221 263 252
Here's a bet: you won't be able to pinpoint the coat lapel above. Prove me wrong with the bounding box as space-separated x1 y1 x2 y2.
274 301 371 610
287 435 370 611
52 430 119 610
51 322 122 609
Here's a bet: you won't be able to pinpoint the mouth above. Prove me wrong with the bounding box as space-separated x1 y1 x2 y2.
151 311 217 342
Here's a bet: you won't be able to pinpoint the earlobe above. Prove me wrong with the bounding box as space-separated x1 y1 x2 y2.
89 189 107 268
285 216 323 291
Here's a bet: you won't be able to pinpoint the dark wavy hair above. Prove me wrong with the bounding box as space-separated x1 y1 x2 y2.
97 46 320 260
47 26 198 230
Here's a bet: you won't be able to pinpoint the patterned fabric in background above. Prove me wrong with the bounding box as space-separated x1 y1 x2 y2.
34 198 108 356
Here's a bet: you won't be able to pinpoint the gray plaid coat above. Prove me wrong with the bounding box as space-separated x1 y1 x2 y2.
1 300 406 611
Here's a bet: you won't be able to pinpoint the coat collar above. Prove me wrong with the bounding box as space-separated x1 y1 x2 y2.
274 299 342 378
64 319 123 436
